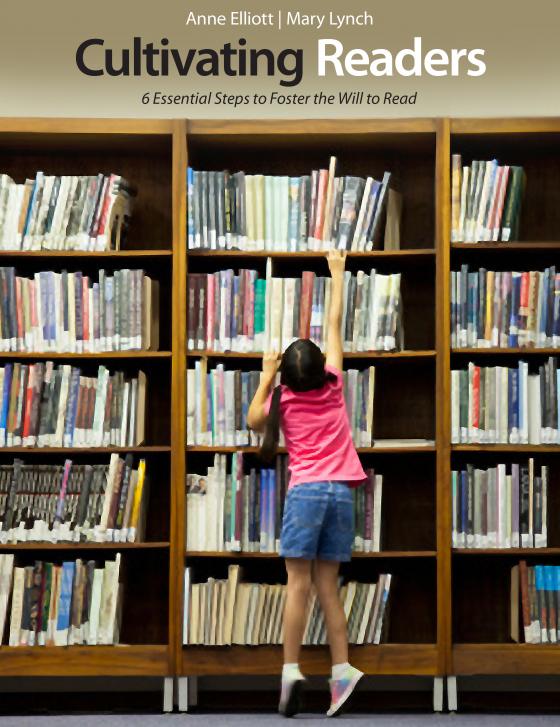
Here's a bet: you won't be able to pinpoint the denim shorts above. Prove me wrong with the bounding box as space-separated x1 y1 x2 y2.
279 481 354 562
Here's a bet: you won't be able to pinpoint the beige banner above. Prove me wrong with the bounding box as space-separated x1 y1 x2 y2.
0 0 558 118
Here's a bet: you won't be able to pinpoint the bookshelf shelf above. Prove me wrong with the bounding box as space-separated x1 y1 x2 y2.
187 445 436 454
453 644 560 676
451 348 560 355
186 350 436 360
0 446 171 454
188 249 435 259
0 250 173 258
186 550 437 559
0 645 169 677
1 542 170 550
452 444 560 453
181 644 439 677
453 548 560 556
451 242 560 250
0 352 172 360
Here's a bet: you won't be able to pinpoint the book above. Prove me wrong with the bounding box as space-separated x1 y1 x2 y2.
451 358 559 444
451 265 560 349
516 561 560 644
186 363 375 448
452 459 547 549
187 163 399 252
451 155 524 243
184 569 391 646
0 173 135 251
0 553 14 644
4 555 122 647
0 265 159 353
186 454 383 555
0 456 148 544
188 266 403 353
0 363 147 448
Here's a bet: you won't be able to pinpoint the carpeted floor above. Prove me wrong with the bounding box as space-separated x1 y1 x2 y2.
1 716 560 726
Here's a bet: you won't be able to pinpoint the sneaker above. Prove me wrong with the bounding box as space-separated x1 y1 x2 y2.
279 676 305 717
326 665 364 717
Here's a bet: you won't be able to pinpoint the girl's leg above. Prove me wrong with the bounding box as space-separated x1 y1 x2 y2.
314 558 364 717
283 557 312 664
312 559 348 665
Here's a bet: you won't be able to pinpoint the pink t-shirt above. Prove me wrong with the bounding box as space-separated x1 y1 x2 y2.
265 364 366 489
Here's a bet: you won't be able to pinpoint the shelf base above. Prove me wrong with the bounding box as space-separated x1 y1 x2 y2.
454 643 560 675
181 644 438 676
0 645 169 677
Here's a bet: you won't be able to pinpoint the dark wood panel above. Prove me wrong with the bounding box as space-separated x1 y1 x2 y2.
0 645 168 676
454 643 560 675
181 643 438 676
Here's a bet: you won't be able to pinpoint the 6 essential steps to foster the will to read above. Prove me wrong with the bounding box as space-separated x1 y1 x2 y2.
185 11 374 29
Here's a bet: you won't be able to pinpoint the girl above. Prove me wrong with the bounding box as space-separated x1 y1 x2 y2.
247 249 366 718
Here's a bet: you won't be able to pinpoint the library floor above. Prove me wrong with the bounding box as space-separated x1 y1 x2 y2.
2 717 560 725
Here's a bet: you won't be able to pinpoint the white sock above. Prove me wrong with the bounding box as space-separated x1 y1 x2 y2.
282 663 304 681
332 662 351 680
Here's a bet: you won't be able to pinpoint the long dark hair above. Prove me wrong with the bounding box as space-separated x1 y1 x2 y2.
259 339 336 462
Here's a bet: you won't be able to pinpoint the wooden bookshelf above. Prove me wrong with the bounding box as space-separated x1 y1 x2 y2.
181 118 441 681
0 118 177 682
448 117 560 683
3 116 560 707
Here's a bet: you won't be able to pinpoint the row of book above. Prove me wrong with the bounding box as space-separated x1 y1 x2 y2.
514 561 560 644
186 455 383 554
183 564 391 646
0 456 148 544
0 173 135 252
351 469 383 553
451 359 559 444
187 159 401 252
0 554 122 647
0 267 160 353
0 363 146 448
450 156 525 243
451 266 560 349
452 460 547 549
186 363 376 448
187 267 403 353
186 454 286 553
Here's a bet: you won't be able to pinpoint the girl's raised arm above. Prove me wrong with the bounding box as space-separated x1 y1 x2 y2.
246 351 279 432
325 249 347 371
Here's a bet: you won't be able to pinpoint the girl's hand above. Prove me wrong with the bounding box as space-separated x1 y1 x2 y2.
262 351 280 380
327 248 347 276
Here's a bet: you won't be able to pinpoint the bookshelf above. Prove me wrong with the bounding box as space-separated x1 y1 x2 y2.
0 118 179 684
2 116 560 711
447 117 560 687
180 118 443 684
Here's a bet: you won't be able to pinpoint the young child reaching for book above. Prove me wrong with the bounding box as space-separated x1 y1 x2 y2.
247 249 366 718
